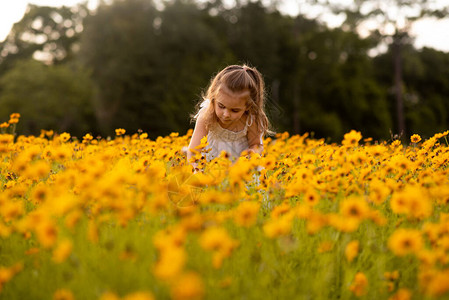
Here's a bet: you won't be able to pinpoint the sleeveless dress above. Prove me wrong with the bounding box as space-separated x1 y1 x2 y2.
205 118 252 161
194 98 253 161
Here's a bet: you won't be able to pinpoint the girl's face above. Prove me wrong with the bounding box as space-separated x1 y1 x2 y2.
214 86 249 128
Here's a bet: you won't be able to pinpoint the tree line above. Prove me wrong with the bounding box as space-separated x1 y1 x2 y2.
0 0 448 141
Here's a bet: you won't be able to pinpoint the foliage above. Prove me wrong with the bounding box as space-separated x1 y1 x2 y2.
0 4 88 71
373 46 449 139
0 59 95 136
79 0 230 136
313 0 449 138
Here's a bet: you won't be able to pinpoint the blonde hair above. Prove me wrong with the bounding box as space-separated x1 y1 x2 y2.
193 64 272 136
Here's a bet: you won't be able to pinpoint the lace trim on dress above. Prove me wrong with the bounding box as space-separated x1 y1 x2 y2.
208 123 247 142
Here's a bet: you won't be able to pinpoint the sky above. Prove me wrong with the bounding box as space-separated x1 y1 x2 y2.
1 0 449 52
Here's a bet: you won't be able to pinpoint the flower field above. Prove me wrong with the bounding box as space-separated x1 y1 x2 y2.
1 115 449 300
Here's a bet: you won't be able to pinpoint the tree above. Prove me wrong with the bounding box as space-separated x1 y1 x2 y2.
374 46 449 139
0 59 94 136
0 3 88 72
79 0 230 137
292 26 391 140
309 0 449 139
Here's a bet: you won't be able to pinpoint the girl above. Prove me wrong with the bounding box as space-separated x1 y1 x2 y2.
187 64 271 164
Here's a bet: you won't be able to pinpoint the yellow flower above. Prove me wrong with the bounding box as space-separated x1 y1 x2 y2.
263 213 294 238
59 132 71 142
153 226 186 250
52 146 72 162
52 239 73 263
388 288 411 300
349 272 368 297
0 262 23 290
99 291 120 300
115 128 126 136
388 228 423 256
342 130 362 147
270 202 291 219
87 220 99 243
410 134 421 143
83 133 93 143
233 201 260 227
420 269 449 297
65 210 82 230
53 289 74 300
199 227 238 253
339 196 370 223
35 218 58 248
170 272 204 300
8 118 19 124
22 160 50 181
306 212 328 234
153 247 186 280
199 226 239 268
390 185 432 219
345 240 360 263
317 240 333 253
9 113 20 119
303 188 320 206
368 179 390 205
0 200 24 223
196 136 208 150
122 291 155 300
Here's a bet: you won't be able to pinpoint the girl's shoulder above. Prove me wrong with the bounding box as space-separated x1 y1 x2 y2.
195 99 211 117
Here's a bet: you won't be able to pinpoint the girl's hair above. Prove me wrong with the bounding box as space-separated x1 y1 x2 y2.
193 64 272 137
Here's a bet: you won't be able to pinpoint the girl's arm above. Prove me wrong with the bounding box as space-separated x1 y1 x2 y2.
187 117 208 162
246 120 264 155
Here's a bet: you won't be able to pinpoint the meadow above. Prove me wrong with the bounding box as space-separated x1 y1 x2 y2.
1 113 449 300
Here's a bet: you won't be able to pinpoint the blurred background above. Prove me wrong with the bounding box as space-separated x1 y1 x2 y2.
0 0 448 142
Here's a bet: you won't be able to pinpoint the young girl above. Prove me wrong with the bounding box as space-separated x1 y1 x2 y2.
187 64 271 164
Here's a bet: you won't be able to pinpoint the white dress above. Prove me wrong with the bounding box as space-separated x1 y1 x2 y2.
205 118 252 161
194 98 253 161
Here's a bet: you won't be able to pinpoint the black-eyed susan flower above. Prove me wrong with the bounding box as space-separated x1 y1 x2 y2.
303 188 320 206
59 132 71 142
82 133 93 143
339 196 370 222
388 228 423 256
410 134 422 144
420 269 449 297
390 185 432 219
342 130 362 147
263 213 294 238
233 201 260 227
115 128 126 136
35 218 58 248
199 226 238 253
